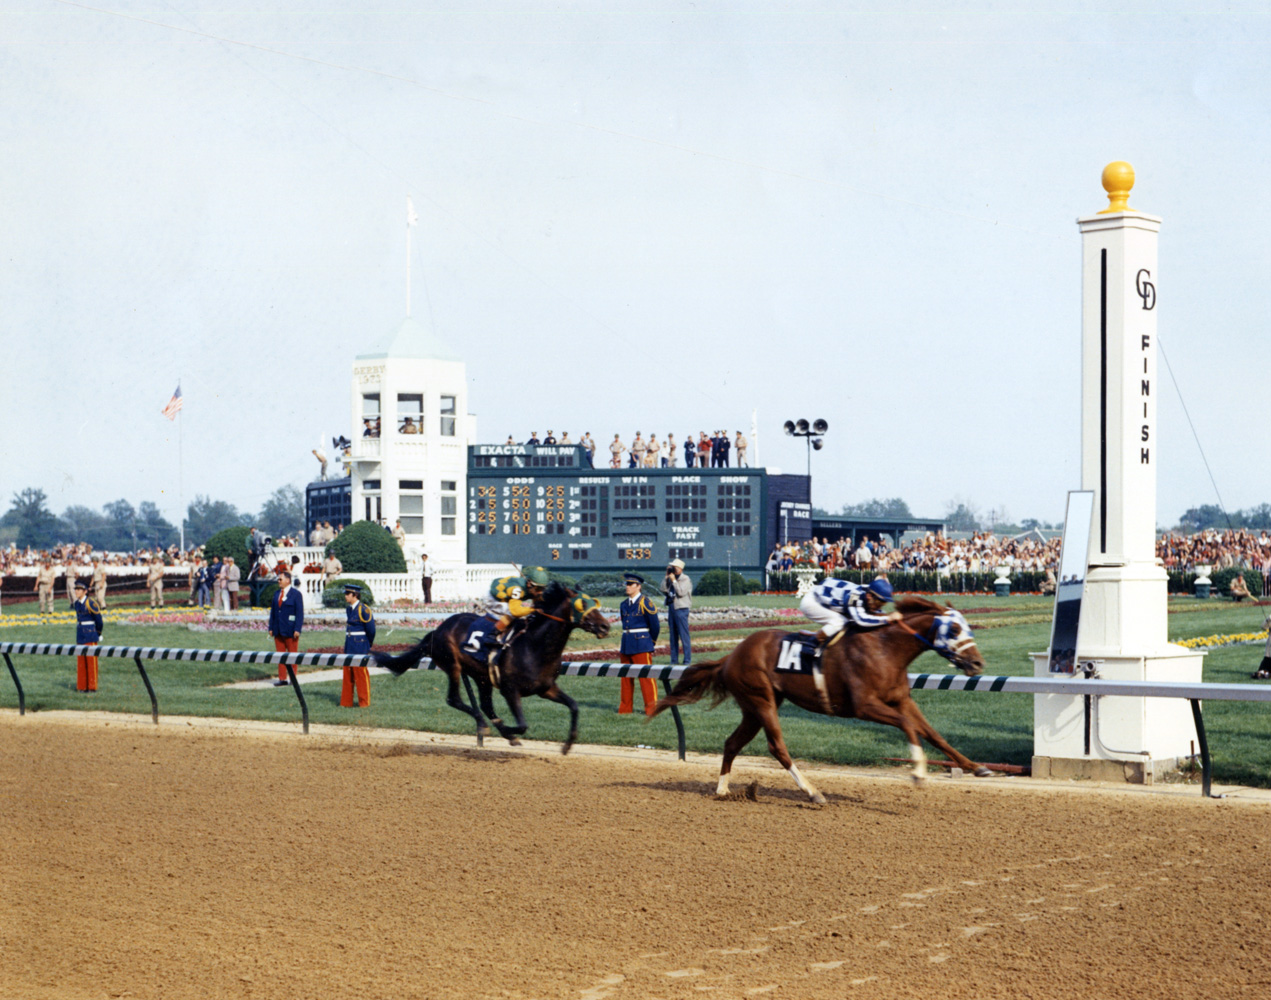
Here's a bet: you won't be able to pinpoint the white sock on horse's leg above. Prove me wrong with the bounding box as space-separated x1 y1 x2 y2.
910 742 927 783
716 772 730 796
787 763 822 801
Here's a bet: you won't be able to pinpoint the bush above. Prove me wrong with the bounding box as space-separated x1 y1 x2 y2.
577 572 630 598
203 526 251 564
256 581 279 608
321 577 377 608
545 570 577 588
326 521 407 574
695 568 752 597
1211 567 1263 599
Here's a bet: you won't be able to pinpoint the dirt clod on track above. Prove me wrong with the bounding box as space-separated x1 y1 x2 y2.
2 714 1269 1000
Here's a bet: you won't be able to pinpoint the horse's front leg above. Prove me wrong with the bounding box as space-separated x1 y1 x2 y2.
540 682 579 755
899 697 993 777
853 695 928 786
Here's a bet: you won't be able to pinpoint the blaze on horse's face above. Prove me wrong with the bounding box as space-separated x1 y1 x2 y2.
571 594 611 639
933 608 984 676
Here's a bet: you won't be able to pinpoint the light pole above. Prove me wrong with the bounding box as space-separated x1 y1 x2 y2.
783 418 828 479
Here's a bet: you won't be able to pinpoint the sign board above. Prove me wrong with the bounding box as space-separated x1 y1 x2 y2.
1047 490 1095 673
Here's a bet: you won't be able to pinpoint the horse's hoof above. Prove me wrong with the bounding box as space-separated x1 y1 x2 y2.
506 736 522 747
973 766 994 778
911 774 927 787
810 792 827 805
560 740 574 756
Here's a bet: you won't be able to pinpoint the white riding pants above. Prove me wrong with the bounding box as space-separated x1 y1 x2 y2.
799 593 846 637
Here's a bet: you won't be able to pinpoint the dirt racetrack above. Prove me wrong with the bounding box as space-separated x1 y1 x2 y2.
3 713 1269 1000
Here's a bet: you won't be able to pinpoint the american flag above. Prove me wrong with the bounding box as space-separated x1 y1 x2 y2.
161 385 183 421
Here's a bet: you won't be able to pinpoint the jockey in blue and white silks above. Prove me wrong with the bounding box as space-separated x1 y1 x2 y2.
800 576 900 646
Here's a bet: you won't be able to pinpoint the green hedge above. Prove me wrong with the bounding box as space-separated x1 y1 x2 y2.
1167 568 1263 598
321 577 377 608
577 572 629 597
203 526 250 564
325 521 407 574
255 581 279 608
696 569 761 597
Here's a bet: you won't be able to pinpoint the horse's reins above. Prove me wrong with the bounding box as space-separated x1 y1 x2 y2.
893 612 975 658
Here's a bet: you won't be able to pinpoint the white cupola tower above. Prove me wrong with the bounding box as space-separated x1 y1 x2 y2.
347 317 474 568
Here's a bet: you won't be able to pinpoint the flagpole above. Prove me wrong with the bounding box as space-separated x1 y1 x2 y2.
406 196 412 318
178 378 185 553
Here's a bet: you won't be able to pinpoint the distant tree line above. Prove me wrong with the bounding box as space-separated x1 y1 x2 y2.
812 496 1061 535
1 485 305 551
1173 503 1271 532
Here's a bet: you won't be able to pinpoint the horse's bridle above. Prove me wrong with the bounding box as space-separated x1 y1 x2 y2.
893 611 977 665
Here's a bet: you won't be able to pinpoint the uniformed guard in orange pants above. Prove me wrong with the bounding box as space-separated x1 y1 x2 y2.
618 574 660 715
72 579 103 692
341 583 375 707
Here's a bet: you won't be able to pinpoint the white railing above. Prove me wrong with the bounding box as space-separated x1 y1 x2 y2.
295 572 422 609
349 437 381 460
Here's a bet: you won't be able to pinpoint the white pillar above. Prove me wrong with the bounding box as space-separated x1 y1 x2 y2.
1031 163 1205 784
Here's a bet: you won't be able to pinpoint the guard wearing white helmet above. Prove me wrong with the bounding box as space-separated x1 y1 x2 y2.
800 575 901 648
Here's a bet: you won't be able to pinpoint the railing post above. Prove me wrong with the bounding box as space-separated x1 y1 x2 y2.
132 654 159 725
1189 699 1213 798
3 652 24 716
662 677 686 761
285 661 309 734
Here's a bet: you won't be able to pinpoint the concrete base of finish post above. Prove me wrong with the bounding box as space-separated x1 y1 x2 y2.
1029 645 1204 784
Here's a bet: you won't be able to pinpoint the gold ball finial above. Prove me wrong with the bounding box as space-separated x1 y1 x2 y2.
1098 161 1135 214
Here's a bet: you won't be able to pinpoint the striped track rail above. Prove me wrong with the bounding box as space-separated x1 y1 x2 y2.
3 644 1268 793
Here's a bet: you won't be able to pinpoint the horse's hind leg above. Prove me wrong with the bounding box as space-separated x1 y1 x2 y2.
459 674 489 747
899 697 992 777
716 712 762 798
475 677 521 745
501 686 529 737
755 701 826 805
540 683 579 755
444 668 489 742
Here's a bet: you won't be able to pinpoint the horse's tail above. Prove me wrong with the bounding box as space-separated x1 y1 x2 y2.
651 657 729 716
372 632 434 676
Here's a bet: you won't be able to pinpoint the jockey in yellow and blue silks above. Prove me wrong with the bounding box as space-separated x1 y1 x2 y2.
484 566 551 640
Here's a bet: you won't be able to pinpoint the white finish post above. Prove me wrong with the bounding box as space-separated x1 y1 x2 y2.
1032 163 1205 784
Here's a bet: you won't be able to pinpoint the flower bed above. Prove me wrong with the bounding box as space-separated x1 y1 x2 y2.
1173 631 1268 650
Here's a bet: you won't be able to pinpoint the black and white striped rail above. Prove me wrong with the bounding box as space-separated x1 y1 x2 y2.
4 644 1269 794
0 642 375 733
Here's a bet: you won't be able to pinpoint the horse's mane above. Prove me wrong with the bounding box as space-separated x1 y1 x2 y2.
895 595 945 617
539 580 571 610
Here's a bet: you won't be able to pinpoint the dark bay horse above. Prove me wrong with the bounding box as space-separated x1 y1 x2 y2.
373 582 610 754
652 595 991 803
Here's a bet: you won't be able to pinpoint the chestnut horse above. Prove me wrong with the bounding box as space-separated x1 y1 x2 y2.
374 582 610 753
652 595 991 803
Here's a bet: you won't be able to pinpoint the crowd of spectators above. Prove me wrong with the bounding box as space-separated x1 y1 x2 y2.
1157 529 1271 573
501 430 750 469
767 528 1271 593
767 532 1062 577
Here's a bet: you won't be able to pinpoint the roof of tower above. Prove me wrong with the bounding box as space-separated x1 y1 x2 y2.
355 317 463 362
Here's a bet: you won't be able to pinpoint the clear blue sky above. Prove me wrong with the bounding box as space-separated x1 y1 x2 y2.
3 2 1266 529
